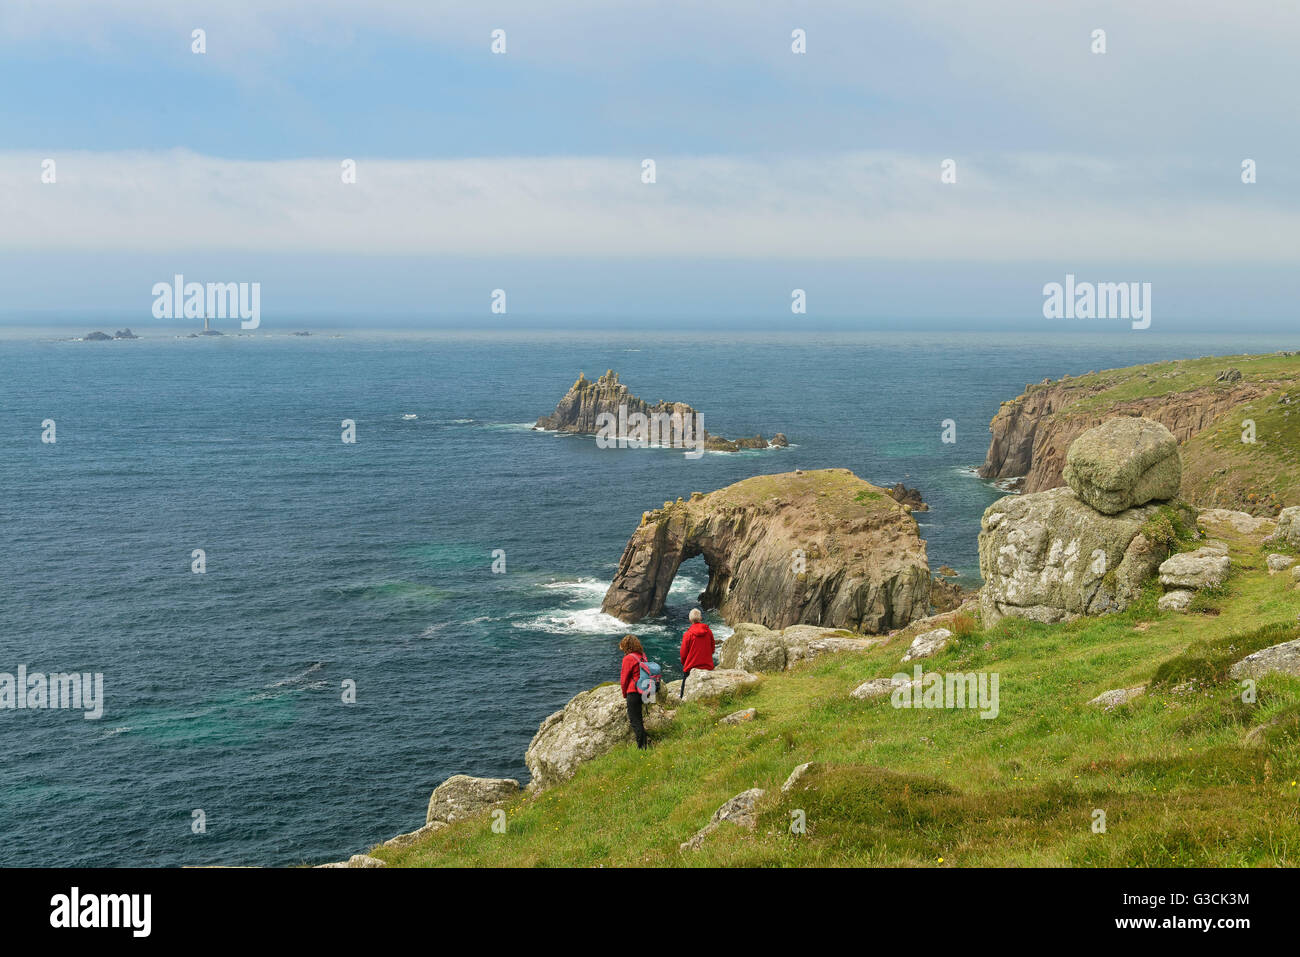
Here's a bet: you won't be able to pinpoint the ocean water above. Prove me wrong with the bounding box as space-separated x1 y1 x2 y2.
0 328 1293 866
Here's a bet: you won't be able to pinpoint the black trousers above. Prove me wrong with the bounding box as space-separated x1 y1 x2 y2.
681 669 691 698
625 692 647 748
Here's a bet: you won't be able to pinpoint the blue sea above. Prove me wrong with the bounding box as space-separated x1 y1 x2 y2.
1 328 1293 866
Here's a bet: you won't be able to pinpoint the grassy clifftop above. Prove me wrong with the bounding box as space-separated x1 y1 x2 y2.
981 351 1300 514
371 516 1300 868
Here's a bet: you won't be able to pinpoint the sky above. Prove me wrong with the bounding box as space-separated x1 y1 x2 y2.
1 0 1297 329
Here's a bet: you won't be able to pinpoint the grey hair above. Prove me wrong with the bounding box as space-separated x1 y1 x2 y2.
689 608 702 623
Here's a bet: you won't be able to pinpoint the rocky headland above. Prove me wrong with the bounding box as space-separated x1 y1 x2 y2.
978 352 1300 514
535 370 788 451
600 468 933 632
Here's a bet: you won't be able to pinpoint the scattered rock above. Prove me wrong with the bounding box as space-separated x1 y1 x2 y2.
1062 417 1181 515
426 774 519 826
1215 368 1243 384
937 565 958 577
524 683 675 791
679 788 766 851
781 762 818 793
1088 685 1146 711
1199 508 1277 537
336 854 386 868
887 482 928 511
1266 554 1296 574
1229 639 1300 680
720 708 757 725
663 668 759 703
1158 548 1230 590
901 628 952 662
84 331 112 341
1158 589 1195 612
850 675 918 701
719 622 883 673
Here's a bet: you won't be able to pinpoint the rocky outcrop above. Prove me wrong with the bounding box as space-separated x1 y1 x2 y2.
1158 548 1230 590
426 775 519 826
600 469 932 631
1276 507 1300 547
851 675 918 701
1200 509 1276 537
1267 554 1296 574
887 483 928 511
679 788 766 851
1062 418 1181 514
1158 589 1195 612
663 668 759 702
718 622 883 673
1229 639 1300 680
781 762 818 792
524 683 675 791
979 487 1191 625
901 628 953 662
720 708 757 725
534 370 787 451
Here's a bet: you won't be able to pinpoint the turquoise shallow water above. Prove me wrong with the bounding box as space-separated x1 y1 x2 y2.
0 328 1293 865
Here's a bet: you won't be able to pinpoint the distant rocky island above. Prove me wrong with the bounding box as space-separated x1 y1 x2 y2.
84 328 138 340
535 370 788 452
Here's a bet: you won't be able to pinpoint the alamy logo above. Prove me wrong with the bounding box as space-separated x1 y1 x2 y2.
152 274 261 329
1042 274 1150 330
0 666 103 719
891 665 999 719
595 404 705 459
50 887 151 937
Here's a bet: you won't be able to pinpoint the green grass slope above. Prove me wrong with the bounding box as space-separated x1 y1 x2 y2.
372 520 1300 868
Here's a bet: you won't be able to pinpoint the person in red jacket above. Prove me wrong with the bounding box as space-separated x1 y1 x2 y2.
618 634 651 749
679 608 715 699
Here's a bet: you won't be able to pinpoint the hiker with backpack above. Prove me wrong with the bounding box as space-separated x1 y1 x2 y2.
619 634 660 749
679 608 715 699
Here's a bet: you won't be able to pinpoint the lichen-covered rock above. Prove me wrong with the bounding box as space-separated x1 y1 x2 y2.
383 821 445 849
901 628 952 662
679 788 766 851
1229 639 1300 680
719 621 882 673
1158 589 1195 612
524 684 675 791
1062 417 1181 515
1276 506 1300 547
602 469 932 632
663 668 759 703
1266 553 1296 574
1199 509 1276 537
851 675 918 701
979 486 1189 625
720 708 757 725
781 762 818 792
1158 548 1230 590
1088 685 1146 711
426 774 519 826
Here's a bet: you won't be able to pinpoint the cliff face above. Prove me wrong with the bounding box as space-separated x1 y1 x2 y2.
600 469 932 633
977 354 1300 512
535 370 788 450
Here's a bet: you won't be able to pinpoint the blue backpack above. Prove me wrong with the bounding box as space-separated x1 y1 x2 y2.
636 659 663 701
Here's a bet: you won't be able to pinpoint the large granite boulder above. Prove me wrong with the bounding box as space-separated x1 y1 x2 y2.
426 774 520 826
1158 547 1230 589
1229 639 1300 680
601 469 932 632
719 622 882 673
524 683 675 791
979 486 1191 625
1062 417 1181 515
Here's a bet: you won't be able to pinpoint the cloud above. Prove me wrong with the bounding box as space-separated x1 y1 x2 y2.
2 149 1293 261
